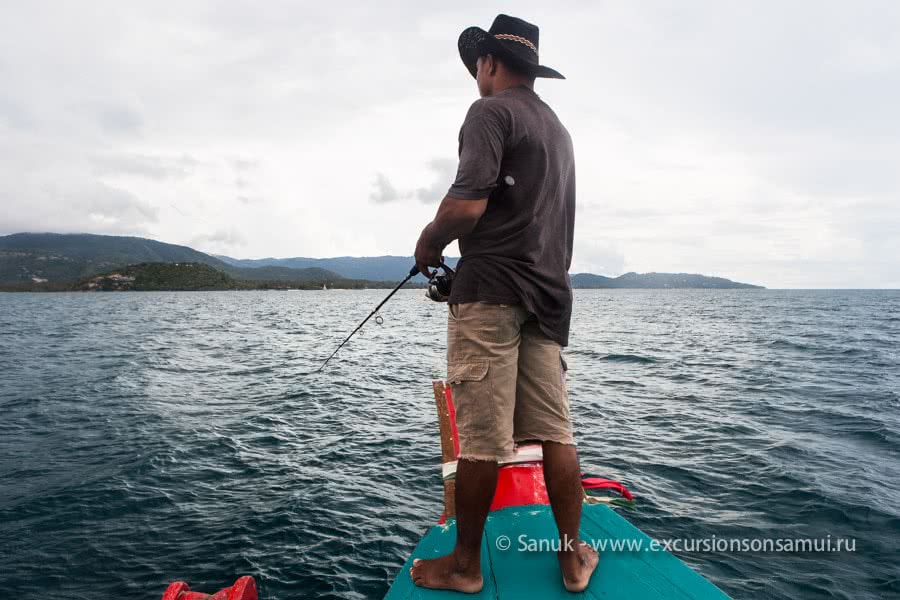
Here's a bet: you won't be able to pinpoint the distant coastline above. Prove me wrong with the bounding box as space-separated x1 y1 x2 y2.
0 232 764 291
72 262 413 292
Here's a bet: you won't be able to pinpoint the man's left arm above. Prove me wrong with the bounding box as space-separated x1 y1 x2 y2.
414 195 487 277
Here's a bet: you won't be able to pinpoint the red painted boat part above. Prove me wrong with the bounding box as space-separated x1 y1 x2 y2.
443 385 461 458
161 576 257 600
581 477 635 501
444 387 549 511
490 463 550 511
440 386 633 521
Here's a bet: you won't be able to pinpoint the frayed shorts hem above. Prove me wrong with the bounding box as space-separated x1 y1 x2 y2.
513 434 576 447
457 454 504 462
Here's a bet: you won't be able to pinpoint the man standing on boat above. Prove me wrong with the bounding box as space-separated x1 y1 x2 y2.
412 14 596 594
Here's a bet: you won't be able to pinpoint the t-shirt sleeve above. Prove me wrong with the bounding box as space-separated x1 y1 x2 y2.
447 100 507 200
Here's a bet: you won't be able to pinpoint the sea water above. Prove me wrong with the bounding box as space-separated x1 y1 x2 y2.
1 289 897 599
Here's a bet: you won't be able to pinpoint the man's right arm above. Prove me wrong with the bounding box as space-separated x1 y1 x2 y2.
414 100 507 277
415 195 487 277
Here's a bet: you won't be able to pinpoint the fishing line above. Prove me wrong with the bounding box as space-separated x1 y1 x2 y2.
314 265 420 372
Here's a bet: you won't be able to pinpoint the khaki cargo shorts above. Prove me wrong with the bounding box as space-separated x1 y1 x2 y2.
447 301 574 461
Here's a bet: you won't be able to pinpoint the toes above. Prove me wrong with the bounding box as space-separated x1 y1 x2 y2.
579 541 599 558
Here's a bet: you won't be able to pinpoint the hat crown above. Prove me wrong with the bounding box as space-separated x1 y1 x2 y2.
488 14 540 59
456 14 564 79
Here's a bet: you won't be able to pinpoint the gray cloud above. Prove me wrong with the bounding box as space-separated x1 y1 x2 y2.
95 105 143 136
0 96 34 131
414 158 457 203
0 179 158 236
370 158 457 205
232 158 258 172
1 1 897 286
369 172 406 204
230 158 259 203
191 229 246 250
570 242 626 277
92 153 198 180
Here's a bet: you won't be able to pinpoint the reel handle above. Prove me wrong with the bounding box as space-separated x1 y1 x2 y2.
410 261 454 278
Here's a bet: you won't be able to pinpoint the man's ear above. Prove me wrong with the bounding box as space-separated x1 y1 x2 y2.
487 54 498 76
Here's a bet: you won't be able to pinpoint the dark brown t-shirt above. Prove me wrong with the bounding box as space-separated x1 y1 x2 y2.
447 85 576 346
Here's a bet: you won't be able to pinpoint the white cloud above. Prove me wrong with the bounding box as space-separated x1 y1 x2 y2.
91 153 198 180
1 0 898 287
1 177 158 236
191 228 247 253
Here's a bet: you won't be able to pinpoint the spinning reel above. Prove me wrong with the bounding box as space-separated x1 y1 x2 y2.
426 262 456 303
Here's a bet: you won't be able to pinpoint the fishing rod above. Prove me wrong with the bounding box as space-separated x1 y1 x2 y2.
315 261 455 372
315 265 418 372
314 175 511 372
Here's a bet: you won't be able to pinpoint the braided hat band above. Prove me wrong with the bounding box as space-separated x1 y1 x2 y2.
457 14 565 80
493 33 538 55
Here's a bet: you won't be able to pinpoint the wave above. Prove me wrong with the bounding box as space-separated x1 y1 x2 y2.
600 353 658 364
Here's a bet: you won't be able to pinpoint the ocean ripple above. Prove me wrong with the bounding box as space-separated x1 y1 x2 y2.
1 289 898 599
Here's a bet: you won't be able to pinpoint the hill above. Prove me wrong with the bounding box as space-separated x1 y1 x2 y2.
80 262 239 291
220 255 761 289
215 254 459 282
570 272 762 289
0 232 763 290
0 233 345 285
75 262 368 291
0 232 223 283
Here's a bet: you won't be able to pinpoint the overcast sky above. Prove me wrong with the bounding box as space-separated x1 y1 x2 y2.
1 1 898 288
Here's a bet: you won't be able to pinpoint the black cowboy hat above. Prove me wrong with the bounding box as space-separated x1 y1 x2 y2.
458 14 564 80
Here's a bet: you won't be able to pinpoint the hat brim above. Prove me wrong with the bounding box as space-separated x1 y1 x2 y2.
458 26 565 80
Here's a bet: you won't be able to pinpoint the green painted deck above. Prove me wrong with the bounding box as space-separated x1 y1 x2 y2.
386 504 730 599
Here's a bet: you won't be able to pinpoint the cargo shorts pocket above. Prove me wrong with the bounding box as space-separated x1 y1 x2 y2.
448 360 494 435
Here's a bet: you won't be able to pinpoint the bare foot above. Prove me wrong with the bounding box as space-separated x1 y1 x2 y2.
410 552 483 594
558 541 599 592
